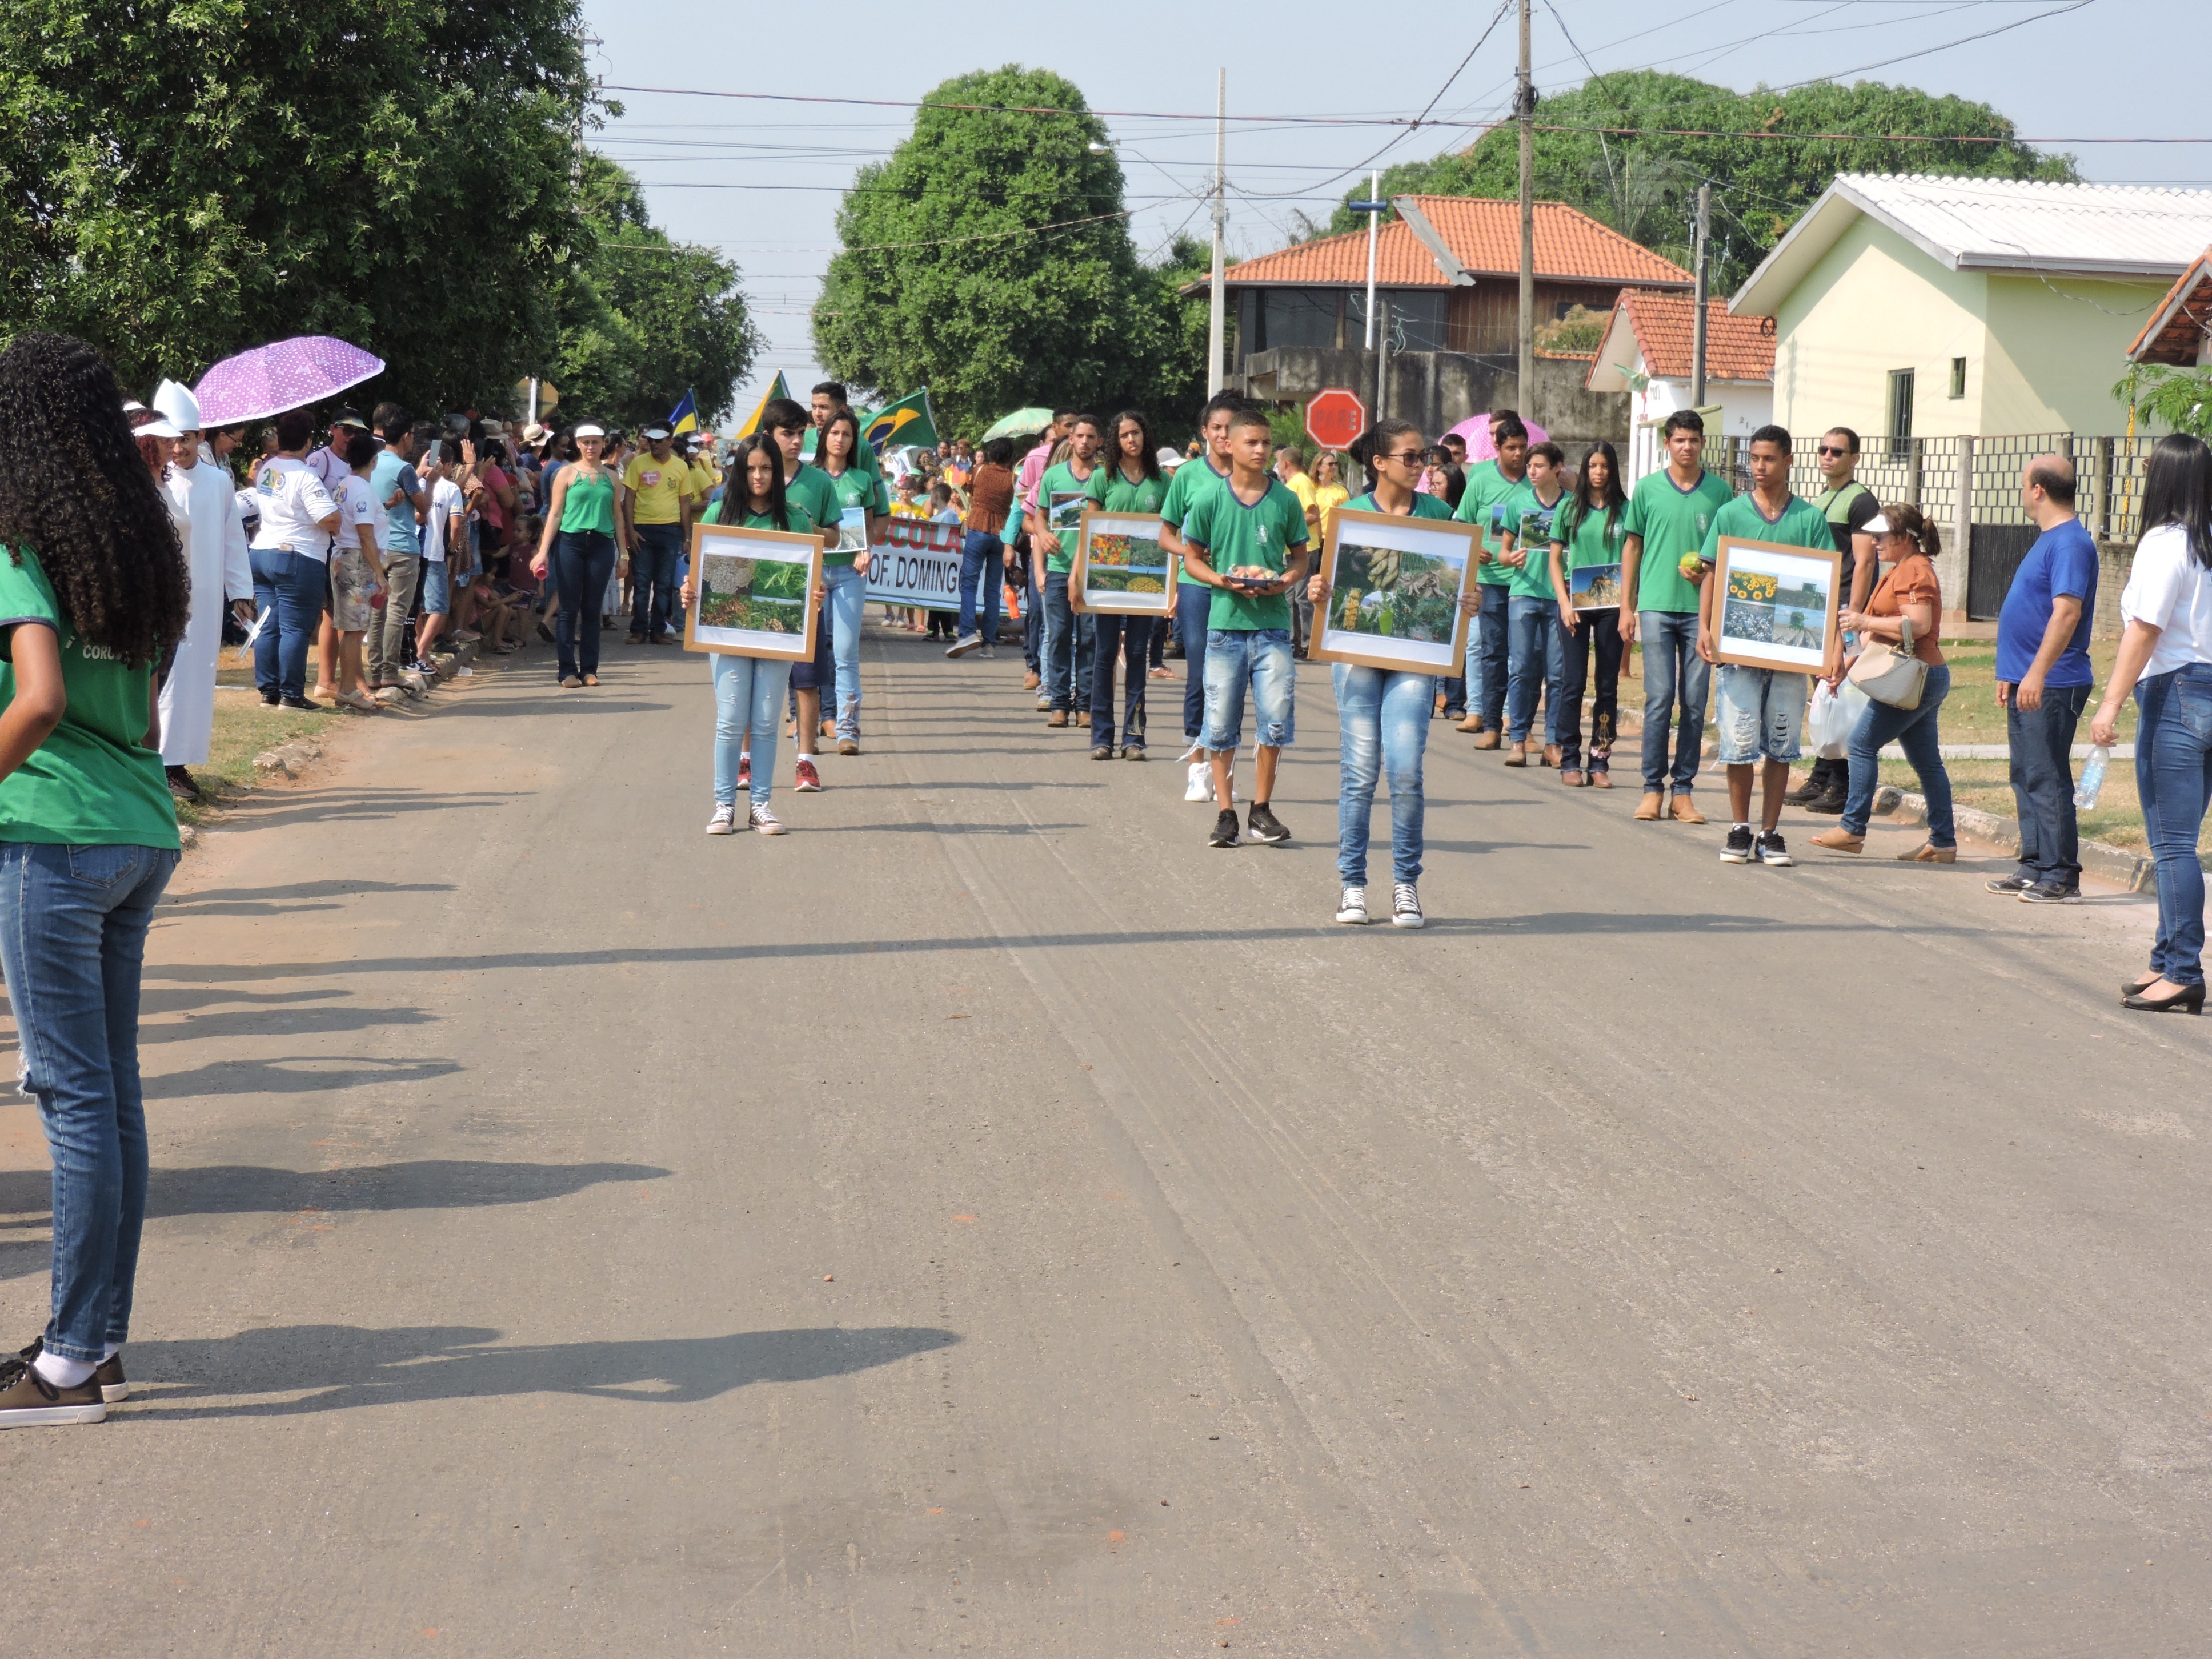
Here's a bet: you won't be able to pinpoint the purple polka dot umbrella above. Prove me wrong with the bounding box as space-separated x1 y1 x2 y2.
192 335 385 427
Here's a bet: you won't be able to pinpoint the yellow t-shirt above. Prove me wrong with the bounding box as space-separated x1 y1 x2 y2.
622 453 692 525
1311 481 1351 544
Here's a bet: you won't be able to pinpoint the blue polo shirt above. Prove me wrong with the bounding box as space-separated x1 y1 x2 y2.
1995 518 2097 687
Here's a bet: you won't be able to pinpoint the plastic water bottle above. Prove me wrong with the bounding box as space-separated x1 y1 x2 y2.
2074 744 2110 811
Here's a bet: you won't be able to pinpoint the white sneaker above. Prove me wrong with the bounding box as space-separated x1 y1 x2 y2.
1336 886 1369 924
945 632 982 658
979 644 995 658
706 803 739 835
750 804 787 836
1184 760 1211 803
1392 883 1425 929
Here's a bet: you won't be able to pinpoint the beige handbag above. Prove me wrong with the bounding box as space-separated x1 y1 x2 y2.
1847 616 1926 710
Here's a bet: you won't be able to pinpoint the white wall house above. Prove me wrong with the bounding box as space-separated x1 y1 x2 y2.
1585 290 1775 483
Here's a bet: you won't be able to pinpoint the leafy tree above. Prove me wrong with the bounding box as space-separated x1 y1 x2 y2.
815 66 1200 438
551 157 760 431
0 0 591 412
2113 364 2212 440
1324 72 2074 294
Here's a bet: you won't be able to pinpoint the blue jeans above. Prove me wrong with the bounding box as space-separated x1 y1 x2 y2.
2135 664 2212 987
1505 595 1560 745
958 531 1004 641
1334 665 1432 886
0 840 178 1362
1202 628 1295 750
1638 610 1709 795
1177 580 1212 740
249 546 325 700
712 652 790 808
1089 615 1154 749
824 561 867 738
1041 570 1095 712
1842 662 1954 845
630 521 682 639
1022 558 1043 674
2007 683 2091 884
1466 582 1509 727
553 530 617 678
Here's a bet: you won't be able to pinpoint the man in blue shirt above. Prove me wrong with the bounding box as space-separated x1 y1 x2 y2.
364 407 428 701
1990 455 2099 901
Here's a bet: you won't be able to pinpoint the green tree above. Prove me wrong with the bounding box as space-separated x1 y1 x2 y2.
0 0 591 412
551 157 760 432
2114 364 2212 440
815 66 1198 438
1325 72 2074 294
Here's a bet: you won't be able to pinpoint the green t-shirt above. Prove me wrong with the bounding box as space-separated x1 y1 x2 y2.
699 500 819 536
1498 480 1569 600
1085 464 1169 515
1622 468 1733 614
1698 491 1836 562
1341 491 1456 520
1161 455 1231 586
782 464 843 546
1454 460 1525 587
819 464 889 565
0 546 178 849
1553 498 1628 571
1180 476 1310 631
1031 459 1101 574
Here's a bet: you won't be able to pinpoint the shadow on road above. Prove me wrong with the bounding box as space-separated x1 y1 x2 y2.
121 1323 960 1416
0 1159 669 1223
159 879 456 918
144 1053 462 1099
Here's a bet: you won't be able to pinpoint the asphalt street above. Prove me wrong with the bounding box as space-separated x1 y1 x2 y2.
2 627 2206 1656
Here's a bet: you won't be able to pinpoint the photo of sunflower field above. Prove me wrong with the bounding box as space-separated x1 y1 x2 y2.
697 550 810 635
1327 540 1465 644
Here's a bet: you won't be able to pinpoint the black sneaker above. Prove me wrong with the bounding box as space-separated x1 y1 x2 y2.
2019 880 2082 905
1756 829 1794 867
1209 809 1240 848
1784 775 1828 806
1804 787 1848 815
0 1352 105 1426
1246 803 1291 844
259 688 280 707
1985 873 2035 895
280 694 322 711
1720 825 1755 863
165 765 201 802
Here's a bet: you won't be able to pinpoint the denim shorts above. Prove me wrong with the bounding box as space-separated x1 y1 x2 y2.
1713 664 1808 764
420 559 451 617
1201 628 1295 750
330 547 376 632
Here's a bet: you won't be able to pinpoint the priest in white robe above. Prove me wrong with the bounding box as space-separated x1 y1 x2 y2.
152 379 254 798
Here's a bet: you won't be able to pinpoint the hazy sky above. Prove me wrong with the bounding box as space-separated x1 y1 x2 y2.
579 0 2203 423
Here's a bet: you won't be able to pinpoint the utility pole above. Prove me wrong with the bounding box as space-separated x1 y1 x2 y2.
1364 169 1380 352
1207 68 1227 397
1691 182 1711 408
1516 0 1536 415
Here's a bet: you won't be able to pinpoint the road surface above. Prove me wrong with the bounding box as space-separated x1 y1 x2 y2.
2 628 2205 1655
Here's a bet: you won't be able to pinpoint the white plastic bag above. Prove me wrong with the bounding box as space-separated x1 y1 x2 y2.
1806 680 1846 758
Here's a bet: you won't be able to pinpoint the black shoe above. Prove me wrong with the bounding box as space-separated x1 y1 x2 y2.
259 688 280 707
279 695 322 711
165 765 201 802
1986 873 2036 895
2123 980 2206 1013
1246 802 1291 844
1804 787 1848 815
1756 829 1794 867
1784 775 1828 805
2019 880 2082 905
1720 825 1755 864
0 1352 104 1428
15 1337 126 1403
1209 809 1240 848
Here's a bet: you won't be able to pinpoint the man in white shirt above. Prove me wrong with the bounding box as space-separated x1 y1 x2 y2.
150 380 255 798
250 409 342 708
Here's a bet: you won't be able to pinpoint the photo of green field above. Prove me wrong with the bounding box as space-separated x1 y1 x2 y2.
1082 528 1170 604
1327 541 1464 644
697 550 810 636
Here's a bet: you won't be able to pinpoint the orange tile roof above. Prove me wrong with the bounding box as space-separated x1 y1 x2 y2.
1612 289 1776 383
2127 247 2212 366
1222 197 1693 289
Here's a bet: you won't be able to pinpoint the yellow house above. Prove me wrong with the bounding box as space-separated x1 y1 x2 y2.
1732 175 2212 439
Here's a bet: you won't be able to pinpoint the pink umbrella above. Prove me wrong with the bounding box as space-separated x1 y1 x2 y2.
193 335 385 427
1448 410 1548 462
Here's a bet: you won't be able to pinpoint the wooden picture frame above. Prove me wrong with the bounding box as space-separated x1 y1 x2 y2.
682 519 824 660
1706 534 1844 677
1069 508 1174 615
1307 507 1480 675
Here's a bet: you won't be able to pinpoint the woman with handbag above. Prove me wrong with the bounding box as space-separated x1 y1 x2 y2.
1811 503 1956 861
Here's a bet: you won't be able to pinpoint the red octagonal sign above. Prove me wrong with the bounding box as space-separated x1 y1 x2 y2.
1304 388 1367 452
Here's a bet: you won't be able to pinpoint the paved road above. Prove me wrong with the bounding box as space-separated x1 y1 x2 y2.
3 628 2205 1655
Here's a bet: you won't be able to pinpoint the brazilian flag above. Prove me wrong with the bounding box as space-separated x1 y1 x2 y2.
861 388 938 455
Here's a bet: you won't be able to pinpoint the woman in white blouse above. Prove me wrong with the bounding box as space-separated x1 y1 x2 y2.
2091 434 2212 1013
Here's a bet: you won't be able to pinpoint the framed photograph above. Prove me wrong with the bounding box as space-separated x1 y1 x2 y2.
1070 508 1173 615
1569 561 1623 612
1308 507 1480 674
1708 535 1843 675
682 520 823 660
832 503 868 559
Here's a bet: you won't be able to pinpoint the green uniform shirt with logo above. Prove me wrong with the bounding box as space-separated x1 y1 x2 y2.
1454 460 1524 587
1623 468 1733 614
1699 491 1836 562
699 500 819 537
1032 460 1101 574
1085 466 1169 515
820 464 889 565
782 464 843 547
0 546 178 849
1499 480 1570 599
1180 476 1310 631
1342 491 1456 520
1160 456 1231 586
1552 499 1628 603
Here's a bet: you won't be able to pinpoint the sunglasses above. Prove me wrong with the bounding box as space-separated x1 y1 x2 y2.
1380 449 1425 464
1817 445 1854 458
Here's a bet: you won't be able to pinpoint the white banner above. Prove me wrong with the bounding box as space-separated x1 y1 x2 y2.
866 518 965 608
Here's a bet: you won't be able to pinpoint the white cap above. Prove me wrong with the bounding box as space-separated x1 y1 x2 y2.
642 426 670 440
121 399 147 414
152 378 202 432
139 418 183 440
1864 512 1892 534
572 423 606 439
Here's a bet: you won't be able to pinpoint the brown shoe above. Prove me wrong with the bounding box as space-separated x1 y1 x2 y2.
0 1354 105 1427
1560 768 1585 787
1472 730 1501 750
1456 713 1485 734
1670 795 1706 825
1899 841 1956 863
1023 671 1041 691
1076 711 1092 729
1047 710 1069 728
837 738 860 756
1542 744 1563 768
1502 742 1529 767
15 1338 125 1403
1810 827 1864 853
1589 771 1613 790
1634 791 1664 821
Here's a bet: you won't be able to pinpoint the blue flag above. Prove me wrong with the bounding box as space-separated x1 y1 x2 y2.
668 388 699 438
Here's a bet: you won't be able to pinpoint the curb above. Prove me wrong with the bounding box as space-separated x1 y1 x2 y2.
1874 786 2165 893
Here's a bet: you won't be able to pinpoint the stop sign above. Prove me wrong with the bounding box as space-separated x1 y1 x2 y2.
1304 388 1367 452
